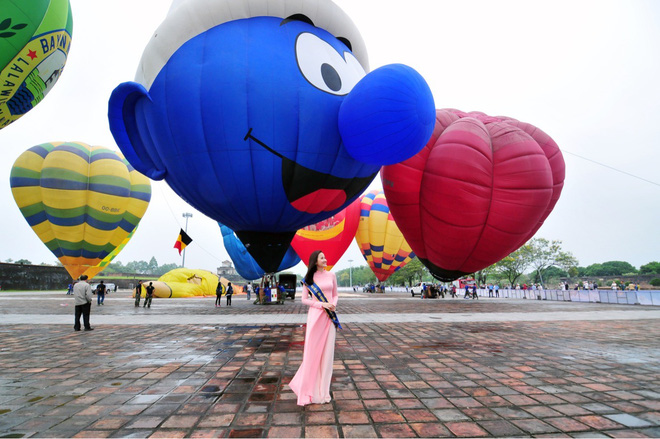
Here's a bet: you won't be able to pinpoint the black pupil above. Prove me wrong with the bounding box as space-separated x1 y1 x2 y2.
321 63 342 92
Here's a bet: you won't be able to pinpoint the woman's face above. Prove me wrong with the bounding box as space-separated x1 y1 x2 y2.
316 252 327 270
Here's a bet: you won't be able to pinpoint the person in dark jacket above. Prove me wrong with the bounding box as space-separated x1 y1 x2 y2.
97 280 107 306
144 282 155 308
215 281 224 307
226 282 233 306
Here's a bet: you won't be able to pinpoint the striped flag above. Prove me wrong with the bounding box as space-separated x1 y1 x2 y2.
174 229 192 255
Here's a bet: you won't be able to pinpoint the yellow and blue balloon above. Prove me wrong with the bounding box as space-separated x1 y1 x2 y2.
355 190 415 282
10 141 151 280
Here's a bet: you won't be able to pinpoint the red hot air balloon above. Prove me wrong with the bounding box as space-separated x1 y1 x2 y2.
291 199 360 270
382 109 565 281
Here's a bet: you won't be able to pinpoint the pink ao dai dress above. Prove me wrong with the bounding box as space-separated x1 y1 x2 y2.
288 270 338 406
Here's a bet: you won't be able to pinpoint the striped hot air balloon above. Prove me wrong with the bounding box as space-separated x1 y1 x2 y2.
10 141 151 280
355 190 415 282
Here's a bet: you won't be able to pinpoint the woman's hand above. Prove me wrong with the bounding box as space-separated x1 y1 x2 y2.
322 303 336 312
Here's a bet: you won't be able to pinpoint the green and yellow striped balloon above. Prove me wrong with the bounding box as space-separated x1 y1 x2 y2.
10 141 151 280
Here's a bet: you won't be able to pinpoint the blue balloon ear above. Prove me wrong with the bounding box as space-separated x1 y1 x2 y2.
108 82 166 180
339 64 436 166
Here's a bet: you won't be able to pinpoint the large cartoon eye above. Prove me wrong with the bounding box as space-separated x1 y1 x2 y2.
296 32 365 96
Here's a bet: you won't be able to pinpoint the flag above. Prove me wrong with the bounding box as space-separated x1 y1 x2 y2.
174 228 192 255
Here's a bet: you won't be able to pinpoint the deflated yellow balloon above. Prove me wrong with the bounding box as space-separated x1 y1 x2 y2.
143 268 241 298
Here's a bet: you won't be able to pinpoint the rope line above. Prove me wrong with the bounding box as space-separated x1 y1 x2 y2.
563 149 660 188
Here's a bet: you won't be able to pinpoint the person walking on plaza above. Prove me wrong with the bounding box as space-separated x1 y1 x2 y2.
216 281 224 307
134 280 143 307
96 280 106 306
245 282 251 301
144 282 155 308
66 283 73 295
289 250 340 406
226 282 233 306
73 275 94 331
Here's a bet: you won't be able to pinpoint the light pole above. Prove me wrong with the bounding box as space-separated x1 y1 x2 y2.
182 212 193 267
348 259 353 289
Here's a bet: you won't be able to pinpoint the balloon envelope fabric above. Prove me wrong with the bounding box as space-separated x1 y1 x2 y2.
153 268 221 298
10 141 151 280
381 109 565 281
291 198 360 270
108 0 435 273
355 190 415 282
82 229 134 280
219 223 300 281
0 0 73 130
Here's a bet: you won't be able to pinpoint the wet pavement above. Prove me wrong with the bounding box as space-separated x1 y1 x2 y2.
1 289 659 438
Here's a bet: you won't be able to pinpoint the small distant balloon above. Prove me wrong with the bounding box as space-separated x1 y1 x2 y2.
0 0 73 130
291 199 360 270
10 141 151 280
355 190 415 282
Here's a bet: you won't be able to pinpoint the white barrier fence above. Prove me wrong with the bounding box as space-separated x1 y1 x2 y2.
476 288 660 306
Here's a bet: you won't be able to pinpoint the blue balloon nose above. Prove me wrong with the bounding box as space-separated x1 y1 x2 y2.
338 64 436 166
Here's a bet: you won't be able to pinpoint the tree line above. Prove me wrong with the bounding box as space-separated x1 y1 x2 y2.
333 238 660 288
5 239 659 287
2 257 180 277
102 257 179 276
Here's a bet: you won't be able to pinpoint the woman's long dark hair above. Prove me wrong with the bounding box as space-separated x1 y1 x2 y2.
304 250 323 286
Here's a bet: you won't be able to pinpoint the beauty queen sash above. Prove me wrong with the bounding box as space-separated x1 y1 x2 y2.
305 282 342 329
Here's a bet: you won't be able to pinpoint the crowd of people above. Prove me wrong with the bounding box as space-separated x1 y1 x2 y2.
65 273 645 332
558 280 639 291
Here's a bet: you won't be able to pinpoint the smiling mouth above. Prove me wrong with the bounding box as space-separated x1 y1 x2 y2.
245 129 376 214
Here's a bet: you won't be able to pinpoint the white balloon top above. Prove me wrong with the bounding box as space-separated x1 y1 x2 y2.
136 0 369 90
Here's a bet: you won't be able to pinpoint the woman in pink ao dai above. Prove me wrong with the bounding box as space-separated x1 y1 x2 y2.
289 250 339 406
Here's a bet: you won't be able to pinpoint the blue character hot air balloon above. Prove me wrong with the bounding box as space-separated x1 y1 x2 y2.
219 223 300 281
108 0 435 272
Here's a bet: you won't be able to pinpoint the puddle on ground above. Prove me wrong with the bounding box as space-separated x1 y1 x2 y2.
201 385 221 393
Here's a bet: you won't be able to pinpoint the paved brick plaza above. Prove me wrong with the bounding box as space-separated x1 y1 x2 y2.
1 290 659 438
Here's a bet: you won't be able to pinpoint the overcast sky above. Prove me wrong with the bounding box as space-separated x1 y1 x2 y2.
0 0 658 278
